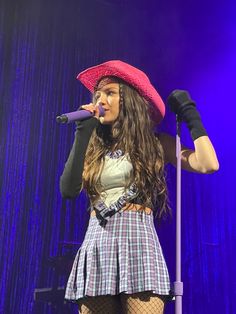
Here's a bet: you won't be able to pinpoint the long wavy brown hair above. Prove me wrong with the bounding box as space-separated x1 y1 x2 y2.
83 79 170 220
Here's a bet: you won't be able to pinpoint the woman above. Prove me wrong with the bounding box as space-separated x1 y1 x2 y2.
60 60 219 314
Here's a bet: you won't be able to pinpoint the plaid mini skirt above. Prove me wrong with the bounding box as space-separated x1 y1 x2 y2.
65 209 170 301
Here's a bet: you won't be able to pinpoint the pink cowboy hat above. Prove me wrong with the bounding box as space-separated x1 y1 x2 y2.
77 60 165 123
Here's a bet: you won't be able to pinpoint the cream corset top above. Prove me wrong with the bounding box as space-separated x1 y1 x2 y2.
98 153 133 207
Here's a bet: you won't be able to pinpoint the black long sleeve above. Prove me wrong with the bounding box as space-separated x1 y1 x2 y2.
60 117 99 198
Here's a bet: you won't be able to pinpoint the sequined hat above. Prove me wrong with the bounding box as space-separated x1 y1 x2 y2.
77 60 165 123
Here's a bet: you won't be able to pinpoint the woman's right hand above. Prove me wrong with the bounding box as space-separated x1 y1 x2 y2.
80 103 100 119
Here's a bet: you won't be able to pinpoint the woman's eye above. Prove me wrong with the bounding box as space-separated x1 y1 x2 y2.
94 92 101 100
108 91 115 96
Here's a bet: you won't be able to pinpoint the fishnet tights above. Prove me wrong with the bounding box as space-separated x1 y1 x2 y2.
120 291 165 314
78 291 165 314
78 295 120 314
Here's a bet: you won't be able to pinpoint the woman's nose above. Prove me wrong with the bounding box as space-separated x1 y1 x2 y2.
96 91 107 105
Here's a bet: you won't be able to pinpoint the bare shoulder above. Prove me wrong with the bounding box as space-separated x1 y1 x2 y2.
158 132 175 145
158 132 176 164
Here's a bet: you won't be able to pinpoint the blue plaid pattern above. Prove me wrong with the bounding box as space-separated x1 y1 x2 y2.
65 210 170 300
106 149 123 159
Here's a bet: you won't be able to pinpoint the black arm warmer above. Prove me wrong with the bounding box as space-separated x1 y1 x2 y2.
60 117 99 198
167 90 207 141
180 105 208 140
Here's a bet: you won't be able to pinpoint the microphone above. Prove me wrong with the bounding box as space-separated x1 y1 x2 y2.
56 104 105 124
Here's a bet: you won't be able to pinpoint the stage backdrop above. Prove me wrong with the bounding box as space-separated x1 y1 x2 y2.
0 0 235 313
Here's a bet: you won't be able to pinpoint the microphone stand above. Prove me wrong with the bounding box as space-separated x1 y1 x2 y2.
174 116 183 314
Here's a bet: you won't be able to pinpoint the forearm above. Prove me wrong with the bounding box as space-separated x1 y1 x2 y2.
182 136 219 173
60 117 99 198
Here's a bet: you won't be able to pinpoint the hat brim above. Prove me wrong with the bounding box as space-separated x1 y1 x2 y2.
77 60 165 123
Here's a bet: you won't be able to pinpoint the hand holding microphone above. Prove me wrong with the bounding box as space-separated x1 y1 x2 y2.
56 103 105 124
167 90 208 140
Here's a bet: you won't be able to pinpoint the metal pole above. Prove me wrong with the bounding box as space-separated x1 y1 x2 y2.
174 118 183 314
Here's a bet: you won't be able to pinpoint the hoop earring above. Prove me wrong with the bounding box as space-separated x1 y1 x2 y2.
99 116 105 124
